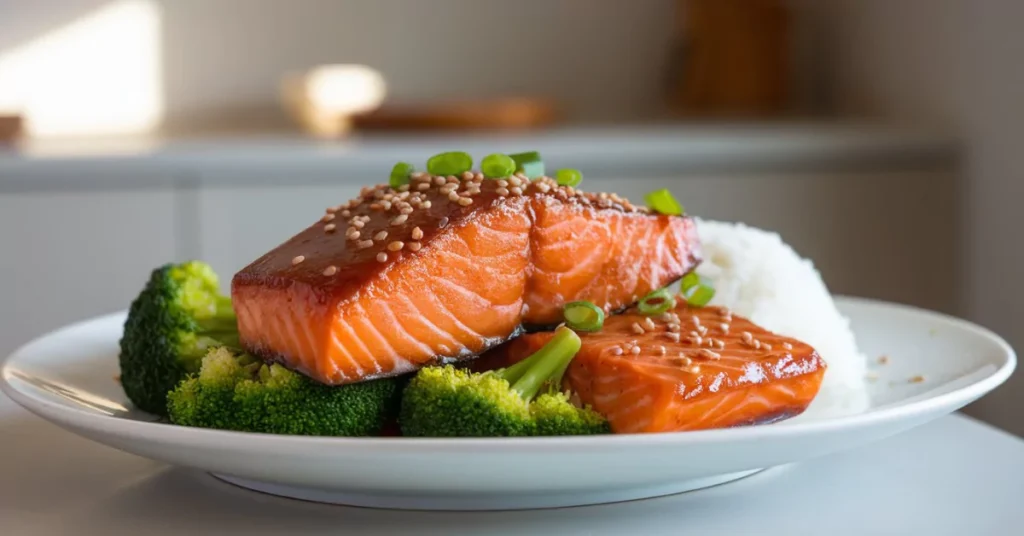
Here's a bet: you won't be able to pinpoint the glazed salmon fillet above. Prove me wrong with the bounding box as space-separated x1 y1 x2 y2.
232 173 700 385
485 304 826 433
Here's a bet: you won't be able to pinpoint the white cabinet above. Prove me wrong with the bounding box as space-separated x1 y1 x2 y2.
0 188 178 355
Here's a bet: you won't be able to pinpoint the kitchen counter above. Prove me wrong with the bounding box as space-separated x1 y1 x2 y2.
1 392 1020 536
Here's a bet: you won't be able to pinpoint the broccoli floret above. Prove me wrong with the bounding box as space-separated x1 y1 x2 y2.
168 347 400 436
400 327 610 437
118 261 239 415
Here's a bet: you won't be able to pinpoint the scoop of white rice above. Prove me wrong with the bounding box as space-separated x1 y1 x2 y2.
690 219 870 419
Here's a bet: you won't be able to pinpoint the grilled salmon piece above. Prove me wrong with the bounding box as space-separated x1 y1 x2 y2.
485 304 826 433
232 174 700 385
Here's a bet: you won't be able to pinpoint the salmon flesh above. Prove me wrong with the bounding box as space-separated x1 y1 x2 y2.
232 175 700 385
481 304 827 433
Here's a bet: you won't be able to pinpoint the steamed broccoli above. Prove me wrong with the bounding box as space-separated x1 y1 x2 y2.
400 327 610 437
118 261 239 415
168 347 401 436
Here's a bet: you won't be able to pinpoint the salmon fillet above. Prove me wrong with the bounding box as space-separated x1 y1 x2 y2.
480 304 826 433
232 174 700 385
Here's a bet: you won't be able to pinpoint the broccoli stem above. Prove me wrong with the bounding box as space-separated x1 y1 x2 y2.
502 327 582 401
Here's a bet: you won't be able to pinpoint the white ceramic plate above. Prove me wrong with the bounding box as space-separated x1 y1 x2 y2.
0 297 1014 511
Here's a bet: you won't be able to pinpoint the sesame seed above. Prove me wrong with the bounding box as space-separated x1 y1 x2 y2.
458 197 473 206
411 171 428 181
346 230 360 240
447 191 461 202
387 241 404 251
398 184 411 192
753 340 762 350
292 255 305 265
741 331 753 343
656 345 667 356
719 323 730 334
689 335 703 346
323 265 337 276
665 332 681 343
474 172 484 181
689 365 702 374
421 200 432 209
507 176 522 187
324 223 337 232
630 345 641 355
411 226 424 240
631 322 645 335
439 185 456 195
370 203 382 211
667 323 681 332
782 342 793 350
537 182 551 193
381 201 392 210
497 180 508 188
376 252 388 263
698 349 721 360
461 171 475 180
510 186 523 195
718 307 732 317
322 213 335 222
643 317 657 330
434 176 446 186
416 183 430 191
358 239 373 248
408 241 422 252
515 172 529 181
352 220 365 229
496 187 510 196
400 206 414 215
611 347 624 356
373 230 388 241
340 210 351 218
392 214 409 225
762 343 773 352
326 206 339 214
691 314 701 326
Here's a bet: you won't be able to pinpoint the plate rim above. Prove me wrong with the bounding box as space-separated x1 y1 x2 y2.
1 295 1016 451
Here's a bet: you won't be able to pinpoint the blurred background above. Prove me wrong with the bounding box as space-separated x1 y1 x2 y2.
0 1 1018 433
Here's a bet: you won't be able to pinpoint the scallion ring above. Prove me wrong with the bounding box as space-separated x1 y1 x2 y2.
427 151 473 176
509 151 544 179
563 301 604 332
644 188 684 216
389 162 415 188
681 275 715 307
555 168 583 187
481 153 516 179
637 288 675 315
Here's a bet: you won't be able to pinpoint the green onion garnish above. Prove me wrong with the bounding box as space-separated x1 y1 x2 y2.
637 288 675 315
563 301 604 332
681 274 715 307
644 189 684 216
509 151 544 179
481 153 516 179
555 168 583 187
389 162 415 188
427 151 473 176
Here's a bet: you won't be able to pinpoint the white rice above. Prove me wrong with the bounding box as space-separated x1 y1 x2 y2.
690 219 871 419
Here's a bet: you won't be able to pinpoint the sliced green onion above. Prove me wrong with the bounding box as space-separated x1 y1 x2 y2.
563 301 604 332
681 274 715 307
638 288 676 315
427 151 473 176
389 162 415 188
680 271 699 291
644 188 684 216
509 151 544 179
555 168 583 187
481 153 516 179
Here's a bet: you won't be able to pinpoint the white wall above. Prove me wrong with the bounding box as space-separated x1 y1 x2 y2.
820 0 1024 434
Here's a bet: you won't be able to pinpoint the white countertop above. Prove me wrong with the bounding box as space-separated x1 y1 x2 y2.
2 393 1020 536
0 123 958 189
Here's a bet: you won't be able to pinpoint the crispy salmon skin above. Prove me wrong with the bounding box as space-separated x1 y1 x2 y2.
232 174 700 385
481 304 827 433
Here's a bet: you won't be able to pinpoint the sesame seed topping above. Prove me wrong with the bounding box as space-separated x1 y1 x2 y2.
631 322 645 335
370 203 382 211
341 209 351 218
373 231 388 241
417 182 430 191
434 176 446 186
411 226 424 240
292 255 305 265
326 206 339 214
689 365 702 374
718 307 732 317
630 345 641 355
719 323 730 334
457 197 473 206
398 184 410 192
376 252 388 263
392 214 409 225
496 187 510 197
358 239 373 248
643 317 657 330
400 206 414 215
665 332 681 343
445 175 458 183
497 180 508 187
611 347 624 356
691 314 701 326
515 172 529 181
689 335 703 346
381 201 393 210
474 172 484 181
421 200 432 208
323 265 337 276
387 241 405 251
741 331 753 343
461 171 475 181
346 230 360 240
698 349 721 360
352 220 365 229
537 183 551 193
667 323 681 332
508 176 523 187
656 345 667 356
762 343 773 352
408 241 422 252
322 213 335 222
510 186 523 196
782 342 793 350
697 325 708 336
447 191 460 202
410 171 428 181
324 223 337 232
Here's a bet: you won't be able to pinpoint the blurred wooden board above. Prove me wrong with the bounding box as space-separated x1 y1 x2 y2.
352 98 558 131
